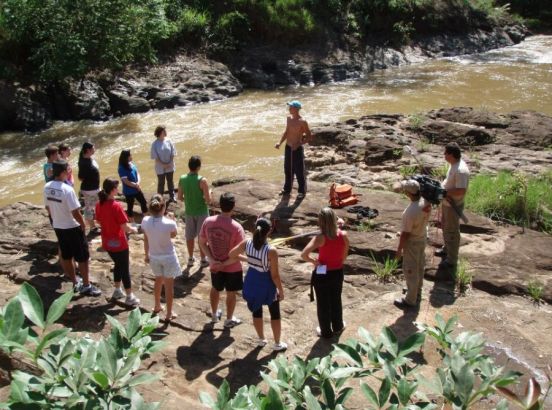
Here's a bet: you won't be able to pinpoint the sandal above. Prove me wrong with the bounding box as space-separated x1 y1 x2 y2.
152 306 165 315
164 313 177 322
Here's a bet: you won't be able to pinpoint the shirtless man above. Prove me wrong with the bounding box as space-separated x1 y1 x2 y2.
274 100 313 199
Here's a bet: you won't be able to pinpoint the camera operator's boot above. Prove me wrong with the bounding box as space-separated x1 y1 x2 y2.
434 247 447 257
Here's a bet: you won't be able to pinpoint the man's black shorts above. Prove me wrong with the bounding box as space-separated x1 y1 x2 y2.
54 226 89 262
211 270 243 292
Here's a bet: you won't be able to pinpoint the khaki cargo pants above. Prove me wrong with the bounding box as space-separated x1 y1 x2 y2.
403 239 426 306
442 202 463 265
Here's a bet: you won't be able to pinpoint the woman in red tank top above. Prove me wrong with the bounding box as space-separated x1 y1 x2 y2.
301 207 349 338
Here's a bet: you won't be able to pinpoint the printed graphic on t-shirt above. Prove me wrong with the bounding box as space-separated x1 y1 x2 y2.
207 227 232 261
45 187 63 203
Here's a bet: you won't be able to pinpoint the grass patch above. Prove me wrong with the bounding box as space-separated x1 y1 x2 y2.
370 253 399 283
400 164 420 179
465 171 552 233
407 113 426 130
527 280 544 304
455 259 472 296
431 164 448 180
357 220 374 232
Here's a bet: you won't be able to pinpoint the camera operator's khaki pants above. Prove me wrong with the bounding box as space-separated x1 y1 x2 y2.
442 203 463 265
403 239 426 306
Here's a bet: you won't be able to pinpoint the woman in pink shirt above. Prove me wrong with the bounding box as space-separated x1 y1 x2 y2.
301 207 349 338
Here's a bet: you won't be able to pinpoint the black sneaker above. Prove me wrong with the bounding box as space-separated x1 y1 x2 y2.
393 298 416 309
434 248 447 257
278 190 291 196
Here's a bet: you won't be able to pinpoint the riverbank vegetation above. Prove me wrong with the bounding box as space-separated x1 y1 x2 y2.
465 170 552 234
0 0 521 82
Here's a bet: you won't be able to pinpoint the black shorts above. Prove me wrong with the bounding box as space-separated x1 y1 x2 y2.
54 227 89 262
211 270 243 292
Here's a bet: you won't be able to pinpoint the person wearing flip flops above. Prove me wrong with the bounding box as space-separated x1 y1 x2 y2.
95 178 140 307
393 180 429 309
223 218 287 352
177 155 210 268
274 100 313 199
141 194 182 322
199 193 245 329
301 207 349 338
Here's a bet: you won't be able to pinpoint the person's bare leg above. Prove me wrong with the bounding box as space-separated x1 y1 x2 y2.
199 240 205 259
186 239 195 259
60 258 77 284
271 319 281 344
154 277 163 312
164 277 175 320
253 317 264 339
78 261 90 286
210 287 220 317
226 291 237 319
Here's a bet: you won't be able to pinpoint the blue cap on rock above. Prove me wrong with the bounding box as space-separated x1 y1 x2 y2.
287 100 302 109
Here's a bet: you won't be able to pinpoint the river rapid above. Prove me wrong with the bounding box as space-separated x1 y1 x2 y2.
0 35 550 208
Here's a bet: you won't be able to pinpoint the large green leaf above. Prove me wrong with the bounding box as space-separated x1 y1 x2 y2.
9 379 31 403
380 327 399 358
46 290 73 327
2 298 25 341
34 328 70 359
361 382 379 407
332 343 363 367
216 379 230 407
127 372 159 387
18 283 45 329
399 332 425 358
378 377 392 406
106 314 127 339
452 363 474 405
303 385 322 410
261 387 285 410
126 308 141 340
99 339 117 381
91 372 109 390
320 378 335 407
397 378 417 406
199 391 216 408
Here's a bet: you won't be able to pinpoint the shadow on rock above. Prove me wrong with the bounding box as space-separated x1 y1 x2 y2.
174 267 206 298
429 267 457 308
205 346 272 391
176 324 235 381
388 307 427 366
63 303 126 333
270 194 305 236
306 334 342 362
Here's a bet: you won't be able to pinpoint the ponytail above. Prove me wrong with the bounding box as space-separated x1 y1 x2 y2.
99 178 119 204
253 218 271 250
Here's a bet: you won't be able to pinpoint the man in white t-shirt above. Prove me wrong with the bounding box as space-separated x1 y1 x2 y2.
437 142 470 269
44 160 101 297
394 180 429 309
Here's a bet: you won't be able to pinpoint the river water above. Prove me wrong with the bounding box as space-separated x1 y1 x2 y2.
0 35 550 208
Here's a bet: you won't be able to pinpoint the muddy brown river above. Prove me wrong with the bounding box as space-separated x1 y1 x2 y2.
0 35 550 207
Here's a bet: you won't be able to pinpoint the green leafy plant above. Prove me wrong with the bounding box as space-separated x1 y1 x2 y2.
417 137 430 153
407 113 426 130
455 259 473 296
357 219 374 232
370 252 399 283
400 165 420 179
202 313 535 410
526 280 544 305
0 283 162 409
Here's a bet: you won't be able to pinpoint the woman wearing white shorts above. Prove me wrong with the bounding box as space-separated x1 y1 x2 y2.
141 194 182 322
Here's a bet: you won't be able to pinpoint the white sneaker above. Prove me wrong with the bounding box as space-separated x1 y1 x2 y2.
111 288 125 300
80 284 101 297
125 294 140 307
73 277 83 292
257 338 268 347
223 317 242 328
187 257 196 267
272 342 288 352
211 308 222 323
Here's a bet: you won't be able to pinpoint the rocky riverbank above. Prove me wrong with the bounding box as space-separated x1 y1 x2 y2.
0 107 551 407
0 25 527 132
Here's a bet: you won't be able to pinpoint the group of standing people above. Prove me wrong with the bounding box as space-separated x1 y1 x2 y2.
42 100 469 351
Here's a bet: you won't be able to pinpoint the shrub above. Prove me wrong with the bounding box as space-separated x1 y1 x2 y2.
400 164 420 179
465 171 552 233
370 252 399 283
201 313 539 409
455 258 472 296
527 280 544 305
0 283 163 408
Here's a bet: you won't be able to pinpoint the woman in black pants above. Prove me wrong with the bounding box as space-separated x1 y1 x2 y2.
118 149 148 221
301 207 349 338
95 178 140 306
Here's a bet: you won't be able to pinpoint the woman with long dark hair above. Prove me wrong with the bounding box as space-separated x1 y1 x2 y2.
95 178 140 306
225 218 287 351
301 207 349 338
118 149 148 221
78 142 100 234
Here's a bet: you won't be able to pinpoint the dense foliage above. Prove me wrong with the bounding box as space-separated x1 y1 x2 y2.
0 283 163 409
0 0 513 81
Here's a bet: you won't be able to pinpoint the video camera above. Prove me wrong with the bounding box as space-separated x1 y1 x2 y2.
409 175 447 205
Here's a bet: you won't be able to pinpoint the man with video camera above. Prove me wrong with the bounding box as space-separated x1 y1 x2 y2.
437 142 470 269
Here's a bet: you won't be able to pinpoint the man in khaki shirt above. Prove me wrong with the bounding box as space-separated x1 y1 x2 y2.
394 180 429 308
275 100 313 199
437 142 470 268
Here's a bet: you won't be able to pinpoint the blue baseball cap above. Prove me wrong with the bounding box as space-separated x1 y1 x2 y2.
287 100 302 109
